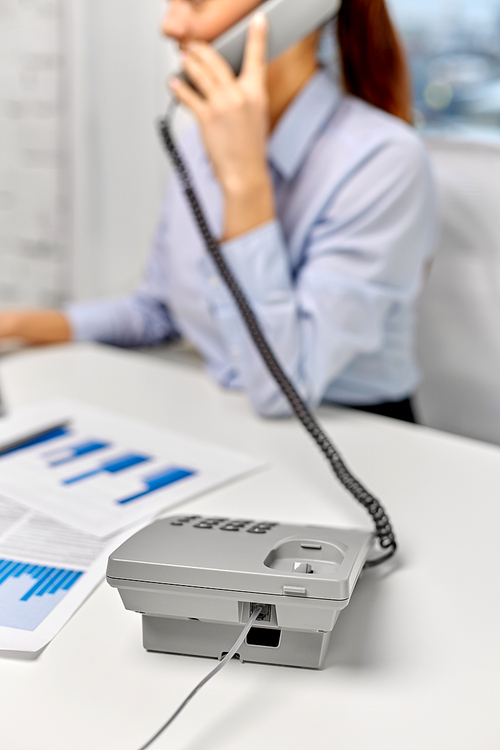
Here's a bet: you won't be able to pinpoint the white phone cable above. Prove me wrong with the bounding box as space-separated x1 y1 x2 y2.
136 606 263 749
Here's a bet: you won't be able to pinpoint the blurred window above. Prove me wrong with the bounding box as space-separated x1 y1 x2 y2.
388 0 500 140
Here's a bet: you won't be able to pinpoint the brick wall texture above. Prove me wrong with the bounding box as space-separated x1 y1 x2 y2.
0 0 69 309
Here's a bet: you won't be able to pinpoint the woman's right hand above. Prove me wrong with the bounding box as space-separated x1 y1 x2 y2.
0 310 72 346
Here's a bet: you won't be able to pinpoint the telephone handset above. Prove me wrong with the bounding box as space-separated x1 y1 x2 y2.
177 0 341 86
212 0 341 73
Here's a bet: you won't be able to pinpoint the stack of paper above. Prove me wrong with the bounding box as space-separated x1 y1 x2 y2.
0 398 263 657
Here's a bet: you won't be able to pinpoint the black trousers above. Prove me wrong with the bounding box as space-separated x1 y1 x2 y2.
342 397 416 424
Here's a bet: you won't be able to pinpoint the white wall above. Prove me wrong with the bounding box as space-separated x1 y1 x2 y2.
1 0 186 309
69 0 182 303
0 0 69 308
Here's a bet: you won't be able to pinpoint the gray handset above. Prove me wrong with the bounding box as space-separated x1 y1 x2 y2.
179 0 341 82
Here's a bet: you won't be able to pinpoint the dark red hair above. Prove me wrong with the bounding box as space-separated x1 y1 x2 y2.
337 0 412 123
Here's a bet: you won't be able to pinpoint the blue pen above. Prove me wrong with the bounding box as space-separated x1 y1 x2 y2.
0 421 71 457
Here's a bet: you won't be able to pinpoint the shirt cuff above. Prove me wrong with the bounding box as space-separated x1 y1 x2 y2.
66 301 121 343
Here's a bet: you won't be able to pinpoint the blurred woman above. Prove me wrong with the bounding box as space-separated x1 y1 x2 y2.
0 0 437 421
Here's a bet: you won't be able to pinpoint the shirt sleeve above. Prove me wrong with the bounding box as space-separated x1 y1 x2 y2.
199 135 437 417
66 205 180 348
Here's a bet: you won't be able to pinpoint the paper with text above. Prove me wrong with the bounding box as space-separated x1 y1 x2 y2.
0 494 150 656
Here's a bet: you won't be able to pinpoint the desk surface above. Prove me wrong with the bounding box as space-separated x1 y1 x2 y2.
0 343 499 750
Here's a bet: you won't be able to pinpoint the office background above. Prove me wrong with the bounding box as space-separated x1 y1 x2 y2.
1 0 499 307
1 0 170 310
0 0 500 443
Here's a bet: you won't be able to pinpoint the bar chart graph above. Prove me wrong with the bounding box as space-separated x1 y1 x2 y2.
62 452 151 485
0 558 83 631
0 398 262 537
44 439 111 466
117 466 195 504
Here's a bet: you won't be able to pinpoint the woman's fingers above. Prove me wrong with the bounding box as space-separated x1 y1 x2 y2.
180 50 219 99
185 41 235 89
169 76 205 118
240 12 268 85
168 14 271 214
175 15 267 107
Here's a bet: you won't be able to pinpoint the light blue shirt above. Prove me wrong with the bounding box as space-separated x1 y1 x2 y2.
68 70 437 417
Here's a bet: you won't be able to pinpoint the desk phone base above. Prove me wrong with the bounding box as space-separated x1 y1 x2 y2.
107 515 373 670
143 613 334 669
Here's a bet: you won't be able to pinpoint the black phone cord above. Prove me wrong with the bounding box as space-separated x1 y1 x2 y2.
159 115 396 566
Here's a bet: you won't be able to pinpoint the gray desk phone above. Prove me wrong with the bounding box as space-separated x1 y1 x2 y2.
107 515 373 669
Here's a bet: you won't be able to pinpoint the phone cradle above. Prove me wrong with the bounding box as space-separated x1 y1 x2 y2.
107 515 373 670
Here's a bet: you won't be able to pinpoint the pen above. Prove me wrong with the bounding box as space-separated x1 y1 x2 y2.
0 421 72 457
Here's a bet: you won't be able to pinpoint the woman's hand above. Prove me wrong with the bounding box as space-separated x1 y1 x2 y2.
170 12 276 241
0 310 71 346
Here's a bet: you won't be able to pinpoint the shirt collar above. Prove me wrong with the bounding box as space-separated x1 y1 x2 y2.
267 68 343 180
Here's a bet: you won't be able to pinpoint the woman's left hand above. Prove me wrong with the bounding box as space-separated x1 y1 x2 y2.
170 12 275 239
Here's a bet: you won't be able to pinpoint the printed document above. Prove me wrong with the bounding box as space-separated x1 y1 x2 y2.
0 494 149 656
0 397 264 537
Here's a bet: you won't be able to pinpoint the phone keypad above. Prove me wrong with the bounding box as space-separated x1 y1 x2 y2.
247 522 277 534
193 518 227 529
170 516 278 533
169 516 200 526
220 520 252 531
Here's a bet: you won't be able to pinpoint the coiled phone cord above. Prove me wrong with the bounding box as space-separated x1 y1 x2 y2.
159 111 397 566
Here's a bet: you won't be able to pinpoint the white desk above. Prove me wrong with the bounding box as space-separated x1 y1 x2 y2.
0 343 499 750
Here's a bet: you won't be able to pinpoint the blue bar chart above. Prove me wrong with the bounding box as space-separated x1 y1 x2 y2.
0 398 261 537
117 466 195 504
0 558 83 631
62 453 151 485
44 439 111 466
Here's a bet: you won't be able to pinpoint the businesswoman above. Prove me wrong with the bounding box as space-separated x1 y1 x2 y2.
0 0 437 420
